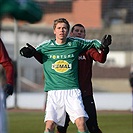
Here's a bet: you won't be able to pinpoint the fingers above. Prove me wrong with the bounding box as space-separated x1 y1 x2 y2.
26 43 32 47
103 35 108 39
20 43 36 58
104 35 111 40
107 35 111 39
26 43 35 50
107 35 112 45
103 34 112 45
20 47 26 55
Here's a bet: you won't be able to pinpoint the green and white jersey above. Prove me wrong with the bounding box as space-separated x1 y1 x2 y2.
36 37 101 91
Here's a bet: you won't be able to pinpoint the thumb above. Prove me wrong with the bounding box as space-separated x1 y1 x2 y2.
102 35 108 40
107 35 112 45
26 43 33 47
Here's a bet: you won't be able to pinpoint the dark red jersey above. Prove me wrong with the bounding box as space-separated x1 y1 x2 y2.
0 39 14 85
78 48 108 97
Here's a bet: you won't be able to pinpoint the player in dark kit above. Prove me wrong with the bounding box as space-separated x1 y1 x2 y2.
0 38 14 97
56 24 111 133
0 38 14 133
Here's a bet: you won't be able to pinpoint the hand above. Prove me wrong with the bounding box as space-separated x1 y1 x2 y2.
20 43 36 58
101 35 112 48
102 46 109 54
4 84 13 97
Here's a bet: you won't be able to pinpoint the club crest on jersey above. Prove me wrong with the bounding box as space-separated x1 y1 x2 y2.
68 42 72 46
52 60 72 73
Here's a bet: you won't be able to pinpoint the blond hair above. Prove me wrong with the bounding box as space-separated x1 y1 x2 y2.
53 18 70 31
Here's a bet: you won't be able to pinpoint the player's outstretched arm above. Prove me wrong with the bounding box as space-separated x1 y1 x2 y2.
20 43 43 64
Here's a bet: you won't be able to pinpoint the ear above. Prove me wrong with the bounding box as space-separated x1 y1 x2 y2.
84 33 86 38
53 29 56 35
70 32 73 37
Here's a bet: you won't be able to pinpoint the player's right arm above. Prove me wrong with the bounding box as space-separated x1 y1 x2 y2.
20 43 43 64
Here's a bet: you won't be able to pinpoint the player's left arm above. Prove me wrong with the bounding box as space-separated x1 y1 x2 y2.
2 61 14 97
1 61 14 86
0 38 14 96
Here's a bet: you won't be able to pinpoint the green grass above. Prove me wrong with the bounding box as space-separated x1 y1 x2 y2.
7 110 132 133
97 111 132 133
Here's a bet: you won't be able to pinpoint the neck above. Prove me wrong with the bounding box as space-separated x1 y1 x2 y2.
56 38 66 45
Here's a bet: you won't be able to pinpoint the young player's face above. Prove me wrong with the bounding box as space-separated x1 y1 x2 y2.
70 26 86 39
54 23 69 41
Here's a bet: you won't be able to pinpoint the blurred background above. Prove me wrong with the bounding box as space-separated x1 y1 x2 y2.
0 0 132 110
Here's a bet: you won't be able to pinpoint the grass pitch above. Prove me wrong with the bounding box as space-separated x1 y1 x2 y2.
7 109 132 133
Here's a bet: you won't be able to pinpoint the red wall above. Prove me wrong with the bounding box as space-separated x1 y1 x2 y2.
40 0 102 29
2 0 102 29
